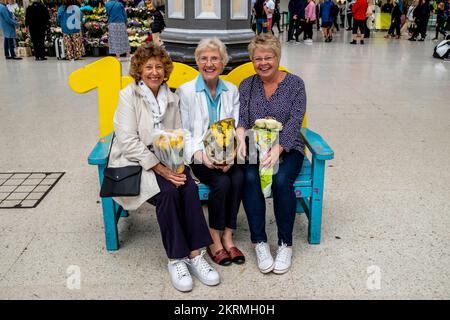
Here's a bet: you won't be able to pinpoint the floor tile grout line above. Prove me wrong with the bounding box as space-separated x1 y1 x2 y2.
0 232 37 284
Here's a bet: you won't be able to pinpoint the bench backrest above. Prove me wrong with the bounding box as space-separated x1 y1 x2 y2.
69 57 307 138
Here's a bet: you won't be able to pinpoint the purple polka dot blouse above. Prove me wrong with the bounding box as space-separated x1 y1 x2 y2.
238 72 307 154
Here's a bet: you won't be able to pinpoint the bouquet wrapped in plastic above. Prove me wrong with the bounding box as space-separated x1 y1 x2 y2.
203 118 237 165
252 117 283 198
152 129 186 173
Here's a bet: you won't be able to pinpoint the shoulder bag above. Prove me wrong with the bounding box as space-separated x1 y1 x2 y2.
100 133 142 197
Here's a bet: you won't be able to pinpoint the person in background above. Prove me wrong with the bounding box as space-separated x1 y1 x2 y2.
237 35 307 275
265 0 275 33
433 1 447 40
0 0 21 60
105 0 130 58
25 0 50 61
320 0 334 42
149 0 165 46
331 0 340 31
345 0 354 30
271 0 282 34
254 0 268 34
57 0 85 61
304 0 316 43
384 0 402 38
287 0 302 41
349 0 368 44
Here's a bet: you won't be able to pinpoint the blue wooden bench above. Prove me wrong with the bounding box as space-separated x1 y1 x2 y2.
88 127 333 251
73 59 334 251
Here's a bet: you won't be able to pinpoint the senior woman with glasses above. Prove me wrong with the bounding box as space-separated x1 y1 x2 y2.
110 43 220 292
236 34 306 275
177 38 245 267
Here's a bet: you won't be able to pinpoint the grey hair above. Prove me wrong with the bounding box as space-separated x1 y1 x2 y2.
195 37 230 68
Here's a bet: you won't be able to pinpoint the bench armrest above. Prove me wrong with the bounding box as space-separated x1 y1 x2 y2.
300 128 334 161
88 133 113 165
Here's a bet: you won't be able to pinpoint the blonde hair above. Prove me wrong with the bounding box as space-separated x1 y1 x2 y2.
248 34 281 61
194 37 230 68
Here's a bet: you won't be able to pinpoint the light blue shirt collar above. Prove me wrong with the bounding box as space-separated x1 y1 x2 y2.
195 75 229 98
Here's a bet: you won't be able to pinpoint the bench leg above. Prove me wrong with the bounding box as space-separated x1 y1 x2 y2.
98 165 119 251
309 159 325 244
101 197 120 251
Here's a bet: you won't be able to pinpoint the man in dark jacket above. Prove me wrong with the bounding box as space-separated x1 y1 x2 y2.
287 0 302 41
292 0 308 42
25 0 50 60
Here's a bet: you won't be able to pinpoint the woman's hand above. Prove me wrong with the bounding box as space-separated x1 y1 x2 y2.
222 164 233 173
152 163 186 187
194 150 220 170
262 144 284 169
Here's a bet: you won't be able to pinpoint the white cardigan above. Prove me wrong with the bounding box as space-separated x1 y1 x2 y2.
176 76 240 162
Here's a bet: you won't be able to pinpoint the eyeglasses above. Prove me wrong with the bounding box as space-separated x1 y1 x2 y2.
198 56 222 65
253 56 275 63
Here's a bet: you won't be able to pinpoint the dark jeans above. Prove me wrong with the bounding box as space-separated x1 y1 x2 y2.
190 164 243 230
242 150 304 246
148 167 213 259
4 38 16 58
30 29 46 59
256 18 268 34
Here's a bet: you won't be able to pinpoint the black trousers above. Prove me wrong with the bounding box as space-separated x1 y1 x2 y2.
287 18 299 41
29 29 46 59
388 20 401 36
304 21 314 39
435 22 447 39
190 164 243 231
295 20 306 40
148 167 213 259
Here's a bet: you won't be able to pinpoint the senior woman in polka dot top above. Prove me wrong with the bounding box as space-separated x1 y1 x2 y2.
236 34 307 275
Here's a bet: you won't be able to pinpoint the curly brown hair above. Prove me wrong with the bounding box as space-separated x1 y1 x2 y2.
129 43 174 84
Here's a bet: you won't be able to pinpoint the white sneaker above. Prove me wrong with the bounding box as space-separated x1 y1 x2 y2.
187 250 220 286
255 242 274 273
273 243 292 274
167 258 193 292
305 39 313 45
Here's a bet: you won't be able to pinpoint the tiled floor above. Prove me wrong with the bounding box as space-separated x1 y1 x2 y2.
0 31 449 299
0 173 64 208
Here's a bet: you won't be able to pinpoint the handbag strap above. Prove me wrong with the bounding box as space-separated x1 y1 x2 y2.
105 132 115 169
247 75 256 129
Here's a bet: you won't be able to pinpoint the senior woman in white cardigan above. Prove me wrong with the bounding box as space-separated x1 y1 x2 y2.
109 43 219 292
177 38 245 267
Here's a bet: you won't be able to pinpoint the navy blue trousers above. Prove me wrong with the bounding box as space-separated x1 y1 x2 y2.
148 168 212 259
4 38 16 58
190 164 243 230
242 150 304 246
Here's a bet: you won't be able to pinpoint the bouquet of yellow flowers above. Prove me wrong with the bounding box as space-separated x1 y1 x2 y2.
152 129 186 173
203 118 237 165
252 117 283 198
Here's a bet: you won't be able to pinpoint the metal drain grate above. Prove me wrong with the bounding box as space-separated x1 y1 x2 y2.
0 172 65 209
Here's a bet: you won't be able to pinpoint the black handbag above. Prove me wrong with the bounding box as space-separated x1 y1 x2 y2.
100 133 142 198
